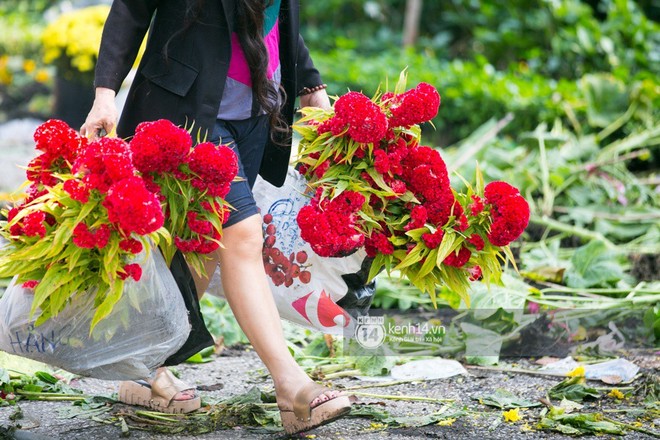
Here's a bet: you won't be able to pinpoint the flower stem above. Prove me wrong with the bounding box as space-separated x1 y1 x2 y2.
350 391 453 403
15 390 87 400
602 416 660 438
342 379 421 390
323 369 362 380
530 215 616 249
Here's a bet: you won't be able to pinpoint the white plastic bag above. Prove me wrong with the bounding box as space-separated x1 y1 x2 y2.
0 249 190 380
208 167 370 335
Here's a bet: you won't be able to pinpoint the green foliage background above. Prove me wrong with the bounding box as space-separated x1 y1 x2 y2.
302 0 660 145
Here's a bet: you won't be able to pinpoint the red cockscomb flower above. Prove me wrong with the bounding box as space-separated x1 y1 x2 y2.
297 191 366 257
119 263 142 281
364 232 394 257
421 229 444 249
333 91 388 144
188 142 238 197
22 211 47 238
33 119 86 163
119 238 144 254
388 83 441 128
129 119 192 173
484 181 530 246
443 246 471 267
103 177 164 235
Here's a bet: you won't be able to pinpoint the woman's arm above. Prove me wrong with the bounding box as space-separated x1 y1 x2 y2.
294 34 330 109
81 0 158 137
95 0 158 92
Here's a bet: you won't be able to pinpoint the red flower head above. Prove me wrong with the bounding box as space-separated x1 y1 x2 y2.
484 181 530 246
72 137 135 193
388 83 441 128
22 280 39 290
129 119 192 173
26 153 59 186
316 116 348 137
33 119 86 163
399 146 455 226
103 176 165 235
119 263 142 281
119 238 144 254
404 205 428 231
333 91 388 144
7 207 23 236
467 234 485 251
443 246 471 268
174 236 202 253
188 142 238 196
365 232 394 257
22 211 47 238
72 223 112 249
421 229 444 249
469 194 485 216
297 190 366 257
63 179 91 203
187 211 214 235
373 149 390 174
468 265 483 281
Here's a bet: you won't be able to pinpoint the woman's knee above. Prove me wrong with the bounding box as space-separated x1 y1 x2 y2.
220 215 263 259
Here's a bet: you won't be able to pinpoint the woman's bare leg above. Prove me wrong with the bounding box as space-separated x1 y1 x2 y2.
206 214 337 409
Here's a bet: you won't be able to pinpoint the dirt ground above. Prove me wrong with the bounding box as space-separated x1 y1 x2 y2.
1 346 658 440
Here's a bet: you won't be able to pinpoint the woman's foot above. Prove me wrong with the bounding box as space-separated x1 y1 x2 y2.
117 367 201 414
274 375 338 409
274 374 351 434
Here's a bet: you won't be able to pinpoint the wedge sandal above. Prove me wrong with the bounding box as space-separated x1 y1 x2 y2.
118 368 201 414
279 382 352 434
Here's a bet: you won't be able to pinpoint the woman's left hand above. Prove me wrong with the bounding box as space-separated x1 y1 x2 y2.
300 88 331 110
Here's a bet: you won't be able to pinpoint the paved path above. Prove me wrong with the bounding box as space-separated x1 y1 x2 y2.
1 347 657 440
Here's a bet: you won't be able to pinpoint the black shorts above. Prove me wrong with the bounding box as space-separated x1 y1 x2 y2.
208 115 269 227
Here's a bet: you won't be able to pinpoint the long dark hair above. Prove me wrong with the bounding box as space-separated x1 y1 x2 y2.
179 0 286 140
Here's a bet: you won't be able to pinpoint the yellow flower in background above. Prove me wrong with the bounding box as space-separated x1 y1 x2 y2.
41 5 110 73
35 69 50 83
41 5 145 75
503 408 522 423
607 388 625 400
437 418 456 426
566 365 586 377
23 59 36 74
0 55 11 85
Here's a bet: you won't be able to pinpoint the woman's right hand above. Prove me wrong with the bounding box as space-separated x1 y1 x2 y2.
80 87 118 139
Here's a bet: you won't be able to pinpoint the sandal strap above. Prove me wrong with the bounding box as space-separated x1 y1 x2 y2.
150 369 195 407
293 382 332 421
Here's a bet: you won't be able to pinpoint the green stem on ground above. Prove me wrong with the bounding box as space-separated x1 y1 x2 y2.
133 410 182 423
602 416 660 438
342 379 421 390
536 127 554 217
530 215 616 249
350 390 454 403
594 386 634 391
552 205 660 222
323 369 362 380
596 101 638 144
14 390 87 400
465 365 568 378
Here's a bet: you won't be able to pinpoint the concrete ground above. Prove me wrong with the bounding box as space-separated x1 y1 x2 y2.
1 347 658 440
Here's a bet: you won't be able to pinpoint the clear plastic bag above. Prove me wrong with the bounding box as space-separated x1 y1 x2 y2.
0 249 190 380
208 167 376 335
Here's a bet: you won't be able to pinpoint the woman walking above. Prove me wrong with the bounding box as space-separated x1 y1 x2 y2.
81 0 350 434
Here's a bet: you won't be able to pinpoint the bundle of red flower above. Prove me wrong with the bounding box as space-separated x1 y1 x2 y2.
0 119 167 330
293 80 529 304
0 119 238 331
127 119 238 275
